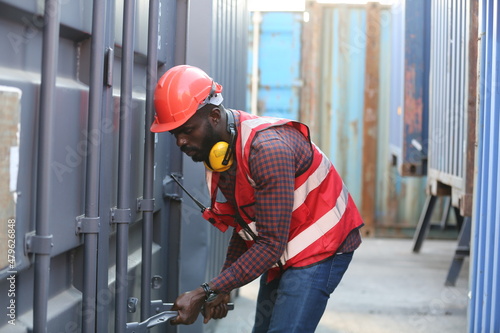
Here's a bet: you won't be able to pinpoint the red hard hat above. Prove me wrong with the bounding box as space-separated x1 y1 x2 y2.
151 65 223 133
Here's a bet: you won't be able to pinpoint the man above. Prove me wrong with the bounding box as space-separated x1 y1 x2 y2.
151 65 364 332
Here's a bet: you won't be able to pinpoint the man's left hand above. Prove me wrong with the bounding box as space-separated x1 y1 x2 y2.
202 293 231 324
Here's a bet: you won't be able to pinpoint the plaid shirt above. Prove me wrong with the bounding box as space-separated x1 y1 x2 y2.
210 113 362 293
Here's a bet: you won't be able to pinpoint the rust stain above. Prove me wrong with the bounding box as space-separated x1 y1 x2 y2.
350 119 358 137
361 3 381 236
404 64 423 134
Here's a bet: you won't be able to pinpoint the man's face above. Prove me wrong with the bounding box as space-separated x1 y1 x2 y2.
170 112 220 163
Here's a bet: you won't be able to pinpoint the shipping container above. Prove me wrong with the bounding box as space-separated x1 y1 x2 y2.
247 11 303 119
389 0 431 177
426 0 477 217
0 0 247 332
300 2 427 236
469 0 500 330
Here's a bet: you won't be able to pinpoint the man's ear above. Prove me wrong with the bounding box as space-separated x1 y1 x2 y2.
208 107 222 126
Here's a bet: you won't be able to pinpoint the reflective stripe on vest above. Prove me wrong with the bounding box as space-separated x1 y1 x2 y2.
293 150 330 210
279 182 349 265
240 117 291 156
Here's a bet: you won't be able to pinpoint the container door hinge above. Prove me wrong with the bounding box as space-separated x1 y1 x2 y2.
25 232 53 255
75 215 100 234
110 208 132 224
137 197 155 212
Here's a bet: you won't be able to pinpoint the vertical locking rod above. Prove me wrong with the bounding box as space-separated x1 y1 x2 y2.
33 0 60 331
140 0 160 321
81 0 108 330
115 0 136 331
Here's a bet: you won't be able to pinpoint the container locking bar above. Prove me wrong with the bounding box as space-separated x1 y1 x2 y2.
125 301 235 332
149 301 234 316
126 310 178 332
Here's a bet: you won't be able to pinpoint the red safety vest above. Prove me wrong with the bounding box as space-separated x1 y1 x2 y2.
203 111 363 280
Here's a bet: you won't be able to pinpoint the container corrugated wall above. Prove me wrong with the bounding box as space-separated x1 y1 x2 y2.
176 1 248 332
0 0 181 331
207 0 248 290
212 0 248 111
427 0 476 216
469 0 500 331
301 2 427 235
405 0 431 177
0 0 248 331
389 1 405 164
390 0 431 177
247 11 302 119
319 6 367 204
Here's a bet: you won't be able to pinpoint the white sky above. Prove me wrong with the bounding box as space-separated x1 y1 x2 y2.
247 0 397 12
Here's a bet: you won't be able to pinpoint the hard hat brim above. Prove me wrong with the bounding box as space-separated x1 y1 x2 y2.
150 116 190 133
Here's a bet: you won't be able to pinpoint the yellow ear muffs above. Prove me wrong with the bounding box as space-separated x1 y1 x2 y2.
204 141 233 172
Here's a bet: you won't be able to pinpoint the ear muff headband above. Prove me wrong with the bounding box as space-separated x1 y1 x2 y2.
204 110 236 172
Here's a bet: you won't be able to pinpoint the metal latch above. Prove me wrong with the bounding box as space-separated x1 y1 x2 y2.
127 297 138 313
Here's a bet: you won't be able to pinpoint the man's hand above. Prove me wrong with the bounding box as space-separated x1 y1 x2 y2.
202 293 231 324
170 287 206 325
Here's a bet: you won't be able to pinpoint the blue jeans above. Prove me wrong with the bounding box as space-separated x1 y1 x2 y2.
252 252 354 333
